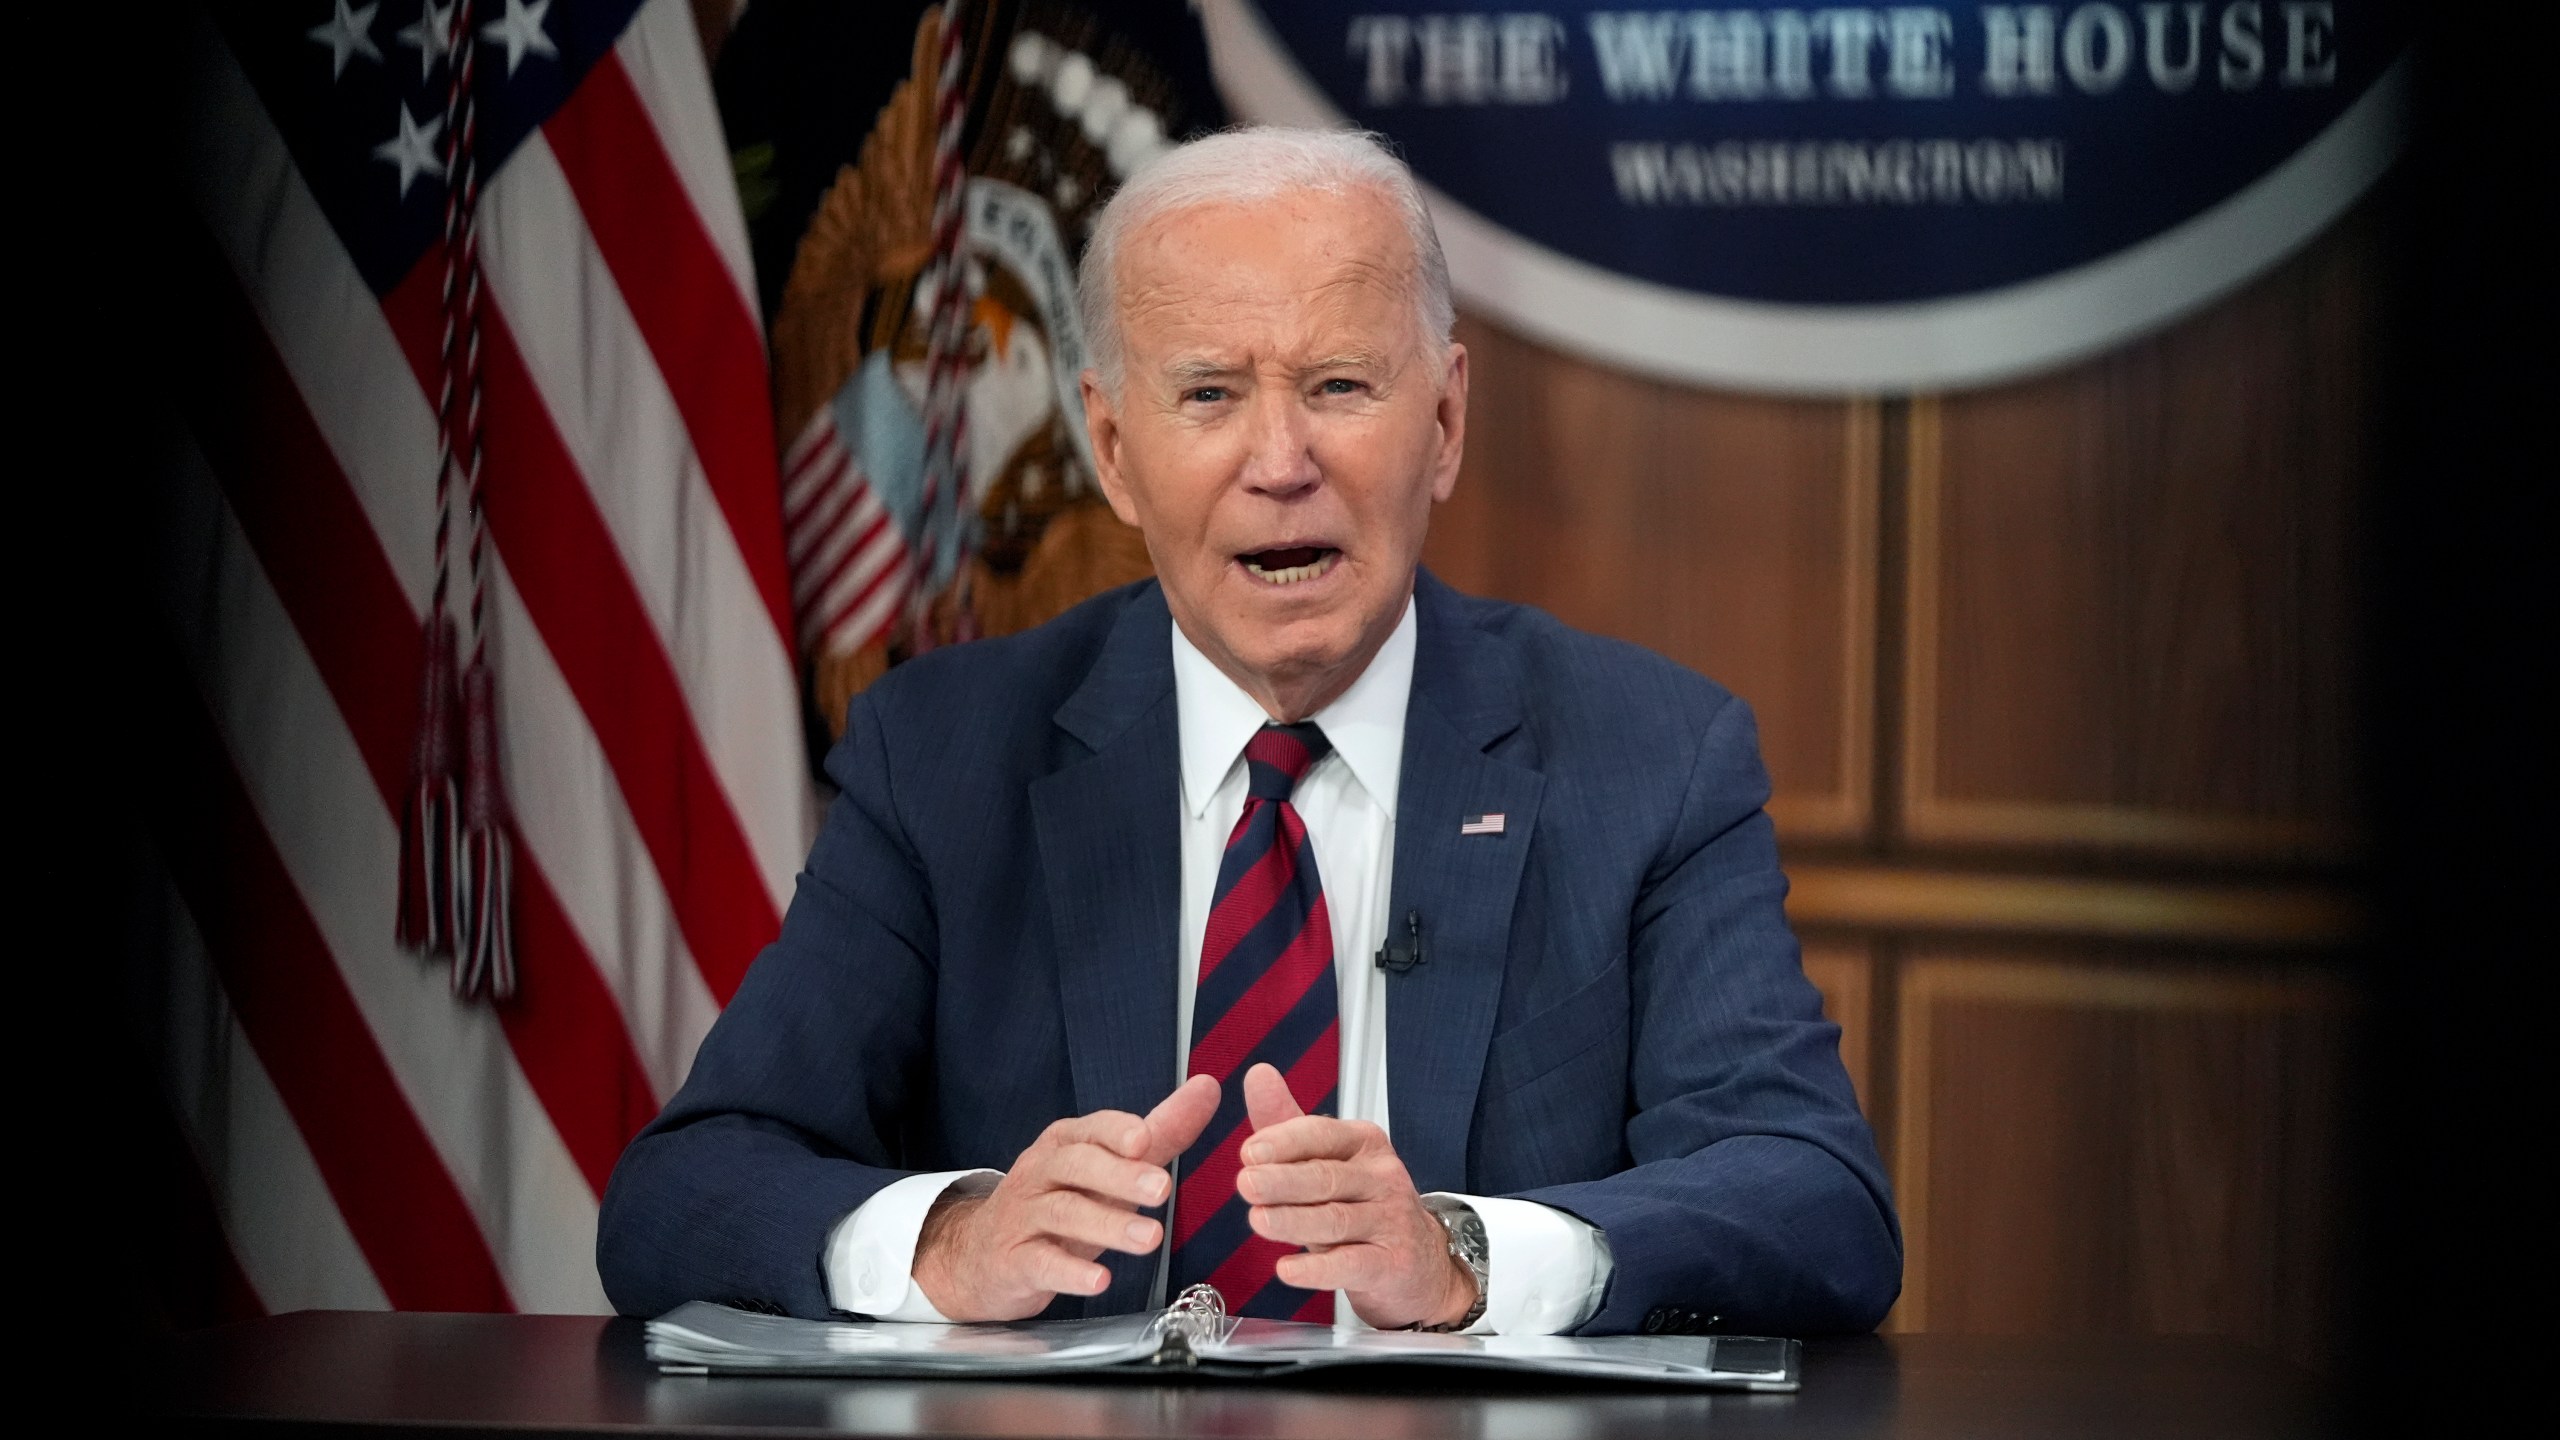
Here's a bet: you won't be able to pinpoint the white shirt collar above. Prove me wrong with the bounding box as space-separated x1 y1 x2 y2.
1170 594 1416 821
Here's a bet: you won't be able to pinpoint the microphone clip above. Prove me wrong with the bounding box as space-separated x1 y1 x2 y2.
1374 910 1425 974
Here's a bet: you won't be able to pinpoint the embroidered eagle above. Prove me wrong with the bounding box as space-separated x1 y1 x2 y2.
761 2 1212 737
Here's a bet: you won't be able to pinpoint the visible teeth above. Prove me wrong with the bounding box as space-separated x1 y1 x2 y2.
1244 551 1338 585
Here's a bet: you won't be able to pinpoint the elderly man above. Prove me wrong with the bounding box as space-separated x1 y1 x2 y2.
598 128 1898 1337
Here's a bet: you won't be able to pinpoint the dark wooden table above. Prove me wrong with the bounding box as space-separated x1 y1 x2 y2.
141 1312 2325 1438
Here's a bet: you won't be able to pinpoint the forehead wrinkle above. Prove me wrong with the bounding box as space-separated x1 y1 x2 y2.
1115 194 1430 380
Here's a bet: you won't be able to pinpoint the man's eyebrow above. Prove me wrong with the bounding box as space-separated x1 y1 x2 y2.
1161 357 1245 384
1302 348 1391 374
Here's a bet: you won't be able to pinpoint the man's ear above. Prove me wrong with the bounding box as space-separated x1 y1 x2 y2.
1429 342 1469 504
1080 370 1143 527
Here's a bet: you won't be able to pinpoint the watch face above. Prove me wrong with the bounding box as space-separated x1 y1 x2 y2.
1455 1214 1489 1266
1423 1198 1491 1276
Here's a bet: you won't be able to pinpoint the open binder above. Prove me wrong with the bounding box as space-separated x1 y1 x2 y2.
647 1284 1801 1390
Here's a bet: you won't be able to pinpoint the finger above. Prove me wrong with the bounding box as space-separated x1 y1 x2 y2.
1030 1187 1166 1255
1241 1062 1304 1138
1241 1114 1370 1166
1275 1242 1390 1294
1140 1074 1221 1166
1248 1198 1366 1248
1042 1108 1151 1159
1015 1239 1115 1298
1237 1156 1367 1206
1042 1141 1172 1209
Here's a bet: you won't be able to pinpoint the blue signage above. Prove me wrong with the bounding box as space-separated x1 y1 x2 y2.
1202 1 2407 389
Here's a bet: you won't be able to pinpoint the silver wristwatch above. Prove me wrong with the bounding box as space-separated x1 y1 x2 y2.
1414 1195 1490 1333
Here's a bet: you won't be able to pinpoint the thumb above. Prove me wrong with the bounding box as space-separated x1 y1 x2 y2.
1140 1073 1220 1166
1243 1062 1304 1133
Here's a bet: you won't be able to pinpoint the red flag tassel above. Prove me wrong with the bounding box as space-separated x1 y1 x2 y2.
395 614 462 954
456 655 514 1000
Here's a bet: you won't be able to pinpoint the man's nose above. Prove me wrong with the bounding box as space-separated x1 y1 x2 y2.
1238 391 1321 497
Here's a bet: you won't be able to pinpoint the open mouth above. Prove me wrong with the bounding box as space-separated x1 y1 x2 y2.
1238 546 1341 586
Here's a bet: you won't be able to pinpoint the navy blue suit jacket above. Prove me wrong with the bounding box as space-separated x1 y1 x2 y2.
598 573 1900 1334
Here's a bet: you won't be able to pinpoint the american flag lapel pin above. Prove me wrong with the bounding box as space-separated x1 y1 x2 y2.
1460 813 1507 836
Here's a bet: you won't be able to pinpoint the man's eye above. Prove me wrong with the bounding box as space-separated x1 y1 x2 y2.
1318 378 1363 396
1186 386 1228 404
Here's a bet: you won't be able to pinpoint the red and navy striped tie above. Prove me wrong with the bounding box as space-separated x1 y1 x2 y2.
1171 721 1340 1322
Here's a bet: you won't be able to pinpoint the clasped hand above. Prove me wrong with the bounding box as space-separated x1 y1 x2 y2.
911 1064 1476 1330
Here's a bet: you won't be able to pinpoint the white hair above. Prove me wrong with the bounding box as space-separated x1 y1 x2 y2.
1077 126 1455 394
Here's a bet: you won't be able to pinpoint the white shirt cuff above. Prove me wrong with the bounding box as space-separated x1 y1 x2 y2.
822 1169 1000 1319
1429 1192 1612 1336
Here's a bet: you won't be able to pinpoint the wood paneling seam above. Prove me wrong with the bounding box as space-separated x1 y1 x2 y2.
1767 398 1881 842
1786 866 2364 945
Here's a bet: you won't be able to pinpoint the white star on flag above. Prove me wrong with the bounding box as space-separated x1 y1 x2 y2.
373 101 447 198
395 0 457 84
307 0 383 81
480 0 559 77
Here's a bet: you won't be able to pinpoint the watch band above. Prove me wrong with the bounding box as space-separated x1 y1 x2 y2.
1414 1196 1491 1333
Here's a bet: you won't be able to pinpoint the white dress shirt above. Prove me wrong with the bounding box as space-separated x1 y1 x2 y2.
825 597 1611 1332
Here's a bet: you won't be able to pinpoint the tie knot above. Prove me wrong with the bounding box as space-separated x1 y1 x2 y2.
1242 722 1331 801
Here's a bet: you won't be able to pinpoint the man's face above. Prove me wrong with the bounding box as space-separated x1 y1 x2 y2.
1081 186 1468 718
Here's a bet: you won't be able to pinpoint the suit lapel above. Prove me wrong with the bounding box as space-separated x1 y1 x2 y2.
1384 575 1543 1196
1031 587 1182 1313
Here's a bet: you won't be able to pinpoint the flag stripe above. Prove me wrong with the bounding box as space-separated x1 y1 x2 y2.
479 129 805 909
488 560 723 1106
176 226 655 1216
149 862 389 1314
156 664 513 1312
545 53 796 654
784 441 852 522
379 264 781 1004
499 834 666 1195
799 499 893 610
788 481 868 573
813 527 907 644
784 409 837 476
614 0 762 330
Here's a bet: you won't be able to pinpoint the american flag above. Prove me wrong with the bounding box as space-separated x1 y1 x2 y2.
154 0 806 1313
781 408 910 675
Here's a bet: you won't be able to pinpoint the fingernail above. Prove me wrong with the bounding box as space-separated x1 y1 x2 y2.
1126 1218 1154 1245
1242 1142 1268 1164
1089 1268 1111 1294
1144 1173 1169 1203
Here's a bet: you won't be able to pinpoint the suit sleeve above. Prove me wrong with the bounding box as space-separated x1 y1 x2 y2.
1511 695 1903 1336
596 689 943 1318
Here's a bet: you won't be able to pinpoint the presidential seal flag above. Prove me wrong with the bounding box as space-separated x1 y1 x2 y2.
715 0 1226 734
149 0 807 1315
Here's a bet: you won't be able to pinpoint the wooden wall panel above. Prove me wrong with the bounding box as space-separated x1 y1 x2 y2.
1427 315 1876 842
1902 213 2378 858
1397 206 2378 1373
1799 942 1873 1111
1889 952 2350 1369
